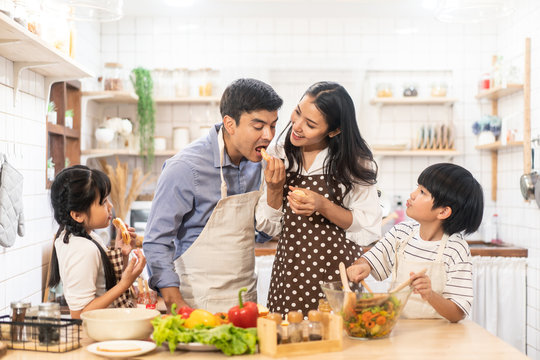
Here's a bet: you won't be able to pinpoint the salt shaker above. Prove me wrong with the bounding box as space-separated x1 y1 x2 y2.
307 310 323 341
266 312 284 344
286 311 304 343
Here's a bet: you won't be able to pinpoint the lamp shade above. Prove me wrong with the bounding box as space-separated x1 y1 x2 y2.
435 0 515 23
42 0 123 22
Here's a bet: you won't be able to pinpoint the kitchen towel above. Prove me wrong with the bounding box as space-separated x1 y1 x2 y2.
0 154 25 247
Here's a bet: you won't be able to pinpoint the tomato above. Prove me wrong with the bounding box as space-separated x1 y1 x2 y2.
178 306 194 319
184 309 218 328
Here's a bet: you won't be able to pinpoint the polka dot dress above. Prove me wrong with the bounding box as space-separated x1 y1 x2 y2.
267 173 362 317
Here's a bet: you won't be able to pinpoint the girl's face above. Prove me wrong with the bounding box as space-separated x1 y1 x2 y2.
289 95 337 152
406 185 439 222
84 195 113 232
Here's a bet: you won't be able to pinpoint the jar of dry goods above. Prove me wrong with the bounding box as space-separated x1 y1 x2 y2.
103 62 124 91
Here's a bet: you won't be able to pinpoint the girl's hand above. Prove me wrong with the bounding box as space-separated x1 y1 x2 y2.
287 186 321 216
115 221 137 256
347 263 370 283
410 271 433 300
120 249 146 285
264 156 286 194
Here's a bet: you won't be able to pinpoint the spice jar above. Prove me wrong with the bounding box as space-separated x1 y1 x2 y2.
376 83 393 98
103 63 124 91
430 82 448 97
306 310 323 341
403 83 418 97
286 311 303 343
37 302 61 345
266 312 284 344
10 300 31 342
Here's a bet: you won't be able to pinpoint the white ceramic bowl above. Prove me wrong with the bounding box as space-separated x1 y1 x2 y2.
81 308 160 341
95 127 115 144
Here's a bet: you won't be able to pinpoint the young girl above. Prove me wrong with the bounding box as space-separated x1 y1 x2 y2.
256 81 382 315
49 165 146 319
347 163 484 323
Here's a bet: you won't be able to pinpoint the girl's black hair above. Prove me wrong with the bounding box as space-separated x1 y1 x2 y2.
48 165 117 290
418 163 484 235
279 81 377 206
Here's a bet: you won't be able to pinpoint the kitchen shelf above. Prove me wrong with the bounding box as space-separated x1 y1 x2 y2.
82 91 220 104
475 141 523 151
369 97 457 106
475 84 523 100
0 12 92 106
373 149 459 157
81 148 177 159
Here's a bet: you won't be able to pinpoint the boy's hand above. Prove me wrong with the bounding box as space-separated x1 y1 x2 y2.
410 271 433 300
346 263 370 283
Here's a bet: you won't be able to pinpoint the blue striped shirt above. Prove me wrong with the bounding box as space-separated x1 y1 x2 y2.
143 123 270 290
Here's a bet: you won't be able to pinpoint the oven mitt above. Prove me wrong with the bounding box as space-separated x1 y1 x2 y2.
0 155 25 247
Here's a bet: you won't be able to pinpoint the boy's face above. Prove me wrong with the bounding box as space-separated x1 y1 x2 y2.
223 109 278 165
406 185 441 222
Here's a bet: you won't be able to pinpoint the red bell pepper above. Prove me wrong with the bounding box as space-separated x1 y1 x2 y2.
228 287 258 328
178 306 194 319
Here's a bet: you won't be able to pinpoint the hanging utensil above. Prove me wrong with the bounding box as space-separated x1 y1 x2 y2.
338 262 357 316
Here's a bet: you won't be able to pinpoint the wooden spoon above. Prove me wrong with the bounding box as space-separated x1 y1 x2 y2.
338 262 357 315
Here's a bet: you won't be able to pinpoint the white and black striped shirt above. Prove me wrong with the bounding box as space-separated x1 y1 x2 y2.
362 221 473 317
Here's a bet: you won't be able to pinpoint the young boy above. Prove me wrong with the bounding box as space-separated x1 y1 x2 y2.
347 163 484 323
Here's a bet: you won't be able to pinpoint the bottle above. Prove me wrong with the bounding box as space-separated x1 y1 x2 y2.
266 312 284 344
37 302 61 345
394 195 405 225
307 310 323 341
491 214 501 244
286 311 303 343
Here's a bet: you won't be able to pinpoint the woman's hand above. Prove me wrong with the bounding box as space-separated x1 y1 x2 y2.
410 271 433 301
120 249 146 285
264 156 286 209
286 186 322 216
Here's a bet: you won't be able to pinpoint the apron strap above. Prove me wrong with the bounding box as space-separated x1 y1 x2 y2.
435 233 449 261
217 127 228 199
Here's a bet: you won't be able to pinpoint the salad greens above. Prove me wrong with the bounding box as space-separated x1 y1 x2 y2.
151 304 258 356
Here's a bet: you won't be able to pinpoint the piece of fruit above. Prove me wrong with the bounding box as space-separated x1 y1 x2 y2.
184 309 219 328
260 148 272 161
257 304 269 317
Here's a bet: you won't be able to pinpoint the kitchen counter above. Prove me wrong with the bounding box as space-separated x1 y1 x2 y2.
1 319 527 359
255 240 528 257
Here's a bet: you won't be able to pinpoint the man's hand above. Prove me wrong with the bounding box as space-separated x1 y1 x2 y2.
160 287 190 314
264 156 286 209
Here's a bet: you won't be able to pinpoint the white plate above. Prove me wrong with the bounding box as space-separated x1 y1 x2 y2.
86 340 156 358
163 341 219 352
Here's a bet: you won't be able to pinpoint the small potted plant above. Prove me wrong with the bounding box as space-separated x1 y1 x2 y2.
47 101 57 124
65 109 74 129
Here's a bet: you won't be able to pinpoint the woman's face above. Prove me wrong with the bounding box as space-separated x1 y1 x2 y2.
85 195 113 232
289 95 333 152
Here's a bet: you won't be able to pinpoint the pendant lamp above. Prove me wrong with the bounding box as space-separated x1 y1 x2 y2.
42 0 124 22
435 0 516 23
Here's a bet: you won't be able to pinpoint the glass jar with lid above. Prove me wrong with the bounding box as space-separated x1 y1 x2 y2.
430 81 448 97
37 302 61 345
402 82 418 97
103 62 124 91
10 300 31 342
376 83 393 98
173 68 189 97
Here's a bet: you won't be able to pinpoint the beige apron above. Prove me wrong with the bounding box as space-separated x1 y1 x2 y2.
174 128 260 313
391 229 449 319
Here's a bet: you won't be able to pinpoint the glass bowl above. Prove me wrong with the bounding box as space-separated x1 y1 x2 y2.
320 281 412 340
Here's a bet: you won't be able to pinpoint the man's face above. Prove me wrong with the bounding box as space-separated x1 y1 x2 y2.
225 110 279 164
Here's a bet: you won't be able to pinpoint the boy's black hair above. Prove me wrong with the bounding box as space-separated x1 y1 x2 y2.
48 165 117 291
418 163 484 235
219 78 283 124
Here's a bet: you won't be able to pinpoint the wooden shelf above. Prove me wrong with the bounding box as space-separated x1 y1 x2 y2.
46 122 65 135
81 148 177 159
373 149 459 157
82 91 220 105
0 12 92 106
475 84 523 100
475 141 523 151
369 97 457 106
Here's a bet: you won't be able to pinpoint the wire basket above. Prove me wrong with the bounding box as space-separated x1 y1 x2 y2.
0 315 81 352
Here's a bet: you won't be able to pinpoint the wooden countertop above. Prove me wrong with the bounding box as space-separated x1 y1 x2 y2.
1 320 528 359
255 240 528 258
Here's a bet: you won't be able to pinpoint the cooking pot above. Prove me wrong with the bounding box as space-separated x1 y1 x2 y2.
520 171 537 200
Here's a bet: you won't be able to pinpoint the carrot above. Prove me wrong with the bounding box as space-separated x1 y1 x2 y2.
376 316 386 325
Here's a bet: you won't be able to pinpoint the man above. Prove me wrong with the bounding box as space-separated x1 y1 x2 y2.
143 78 283 313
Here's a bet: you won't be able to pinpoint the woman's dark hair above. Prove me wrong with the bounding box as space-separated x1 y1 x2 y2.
279 81 377 206
418 163 484 235
48 165 117 290
220 78 283 124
